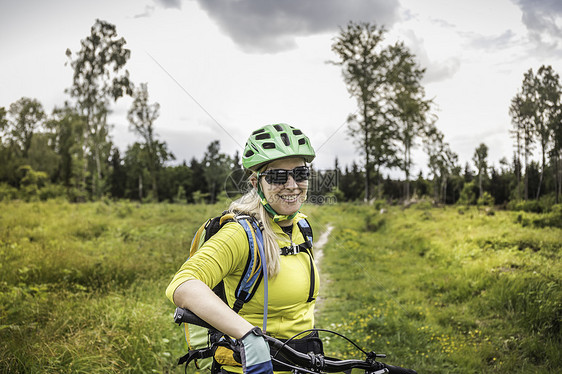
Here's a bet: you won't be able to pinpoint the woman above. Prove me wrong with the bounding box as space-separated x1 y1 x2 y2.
166 123 319 374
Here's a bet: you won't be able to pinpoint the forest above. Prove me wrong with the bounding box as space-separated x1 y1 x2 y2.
1 20 561 213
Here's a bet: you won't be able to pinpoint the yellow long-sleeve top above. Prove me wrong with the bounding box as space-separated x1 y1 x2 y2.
165 213 319 339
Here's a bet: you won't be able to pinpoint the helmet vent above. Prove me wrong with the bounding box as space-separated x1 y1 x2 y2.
263 142 276 149
293 129 302 135
281 133 291 146
274 124 283 132
298 138 306 145
245 150 254 157
255 133 271 140
252 129 265 135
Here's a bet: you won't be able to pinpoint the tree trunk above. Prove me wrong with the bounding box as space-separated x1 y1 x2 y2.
536 149 545 199
94 142 102 199
364 120 370 202
478 172 483 198
138 173 143 201
524 151 529 201
151 172 158 201
441 175 448 204
554 155 562 204
404 143 410 200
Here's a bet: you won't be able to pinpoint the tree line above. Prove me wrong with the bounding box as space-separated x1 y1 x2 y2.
1 20 561 209
329 22 561 208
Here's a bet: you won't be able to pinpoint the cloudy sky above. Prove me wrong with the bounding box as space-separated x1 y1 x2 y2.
1 0 562 177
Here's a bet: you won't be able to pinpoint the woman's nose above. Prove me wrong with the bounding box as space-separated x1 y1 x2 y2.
284 175 298 188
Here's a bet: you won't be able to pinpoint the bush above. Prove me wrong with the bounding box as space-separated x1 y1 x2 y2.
67 187 88 202
0 183 18 201
38 184 66 201
532 204 562 228
507 199 542 213
458 181 477 205
364 211 386 231
477 191 495 207
326 187 345 203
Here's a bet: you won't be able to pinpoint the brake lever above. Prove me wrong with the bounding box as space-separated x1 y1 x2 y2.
366 351 387 360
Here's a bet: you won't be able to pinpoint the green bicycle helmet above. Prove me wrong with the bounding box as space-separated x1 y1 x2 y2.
242 123 315 171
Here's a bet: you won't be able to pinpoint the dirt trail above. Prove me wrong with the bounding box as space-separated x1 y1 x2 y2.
314 224 333 309
314 224 333 265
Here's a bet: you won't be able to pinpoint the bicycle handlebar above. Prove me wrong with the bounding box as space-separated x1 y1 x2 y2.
173 307 416 374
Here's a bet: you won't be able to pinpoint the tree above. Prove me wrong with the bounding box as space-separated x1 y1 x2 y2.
0 107 8 142
203 140 233 204
108 148 126 199
123 142 148 200
386 42 433 200
340 162 364 201
489 159 513 206
127 83 173 200
510 72 536 200
472 143 489 198
424 125 458 203
552 103 562 202
533 65 560 198
66 19 132 198
331 22 396 201
46 105 87 198
187 157 208 203
7 97 46 158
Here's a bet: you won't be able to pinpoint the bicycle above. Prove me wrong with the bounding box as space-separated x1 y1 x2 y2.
173 307 417 374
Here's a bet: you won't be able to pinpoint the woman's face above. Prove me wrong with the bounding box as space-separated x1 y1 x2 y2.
258 157 308 217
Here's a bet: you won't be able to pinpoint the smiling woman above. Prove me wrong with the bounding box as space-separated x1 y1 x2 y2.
257 159 309 219
166 123 320 374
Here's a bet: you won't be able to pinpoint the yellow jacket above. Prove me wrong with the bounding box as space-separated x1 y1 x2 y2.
165 212 319 339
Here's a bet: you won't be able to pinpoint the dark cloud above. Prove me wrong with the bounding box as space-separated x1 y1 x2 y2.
192 0 400 53
511 0 562 54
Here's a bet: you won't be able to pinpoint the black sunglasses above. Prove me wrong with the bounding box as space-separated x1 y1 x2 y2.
259 166 310 185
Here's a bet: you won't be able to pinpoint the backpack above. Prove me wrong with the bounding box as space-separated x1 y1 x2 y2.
177 211 315 372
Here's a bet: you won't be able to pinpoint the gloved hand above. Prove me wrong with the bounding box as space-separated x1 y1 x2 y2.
239 327 273 374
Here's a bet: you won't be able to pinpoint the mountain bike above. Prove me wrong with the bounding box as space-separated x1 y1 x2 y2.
173 307 417 374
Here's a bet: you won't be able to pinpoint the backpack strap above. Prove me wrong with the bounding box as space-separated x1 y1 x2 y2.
297 219 316 303
232 215 268 332
279 218 316 303
233 217 265 310
202 214 266 323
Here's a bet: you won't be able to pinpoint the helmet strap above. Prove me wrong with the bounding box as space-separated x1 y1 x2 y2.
256 183 298 223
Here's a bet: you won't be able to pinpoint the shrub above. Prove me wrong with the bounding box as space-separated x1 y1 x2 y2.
477 191 495 207
507 199 542 213
38 184 66 201
532 204 562 228
364 211 386 231
0 183 18 201
458 181 477 205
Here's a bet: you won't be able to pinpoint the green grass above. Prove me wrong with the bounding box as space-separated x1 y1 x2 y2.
0 200 219 373
0 201 560 373
314 203 561 374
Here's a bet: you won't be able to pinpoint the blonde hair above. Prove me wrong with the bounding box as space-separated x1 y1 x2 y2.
227 179 285 277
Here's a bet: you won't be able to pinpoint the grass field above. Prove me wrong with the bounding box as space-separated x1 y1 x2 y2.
0 200 560 373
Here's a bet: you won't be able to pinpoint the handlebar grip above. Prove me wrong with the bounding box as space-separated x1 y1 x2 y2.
384 364 417 374
173 307 215 330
